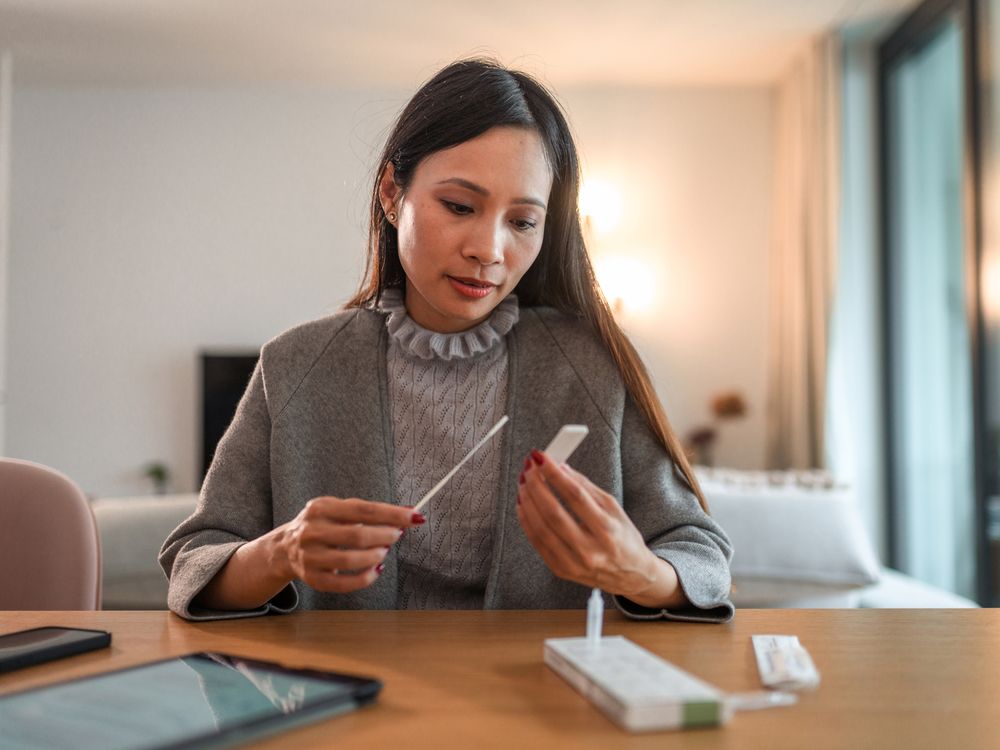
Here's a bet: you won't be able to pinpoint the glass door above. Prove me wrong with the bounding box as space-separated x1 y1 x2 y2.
880 0 983 600
981 0 1000 607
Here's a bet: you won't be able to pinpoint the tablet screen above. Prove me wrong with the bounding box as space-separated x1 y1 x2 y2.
0 652 380 750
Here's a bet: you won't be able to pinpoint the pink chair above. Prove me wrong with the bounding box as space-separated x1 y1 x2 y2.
0 458 102 610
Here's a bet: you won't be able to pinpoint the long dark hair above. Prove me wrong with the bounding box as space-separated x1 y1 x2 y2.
346 58 707 511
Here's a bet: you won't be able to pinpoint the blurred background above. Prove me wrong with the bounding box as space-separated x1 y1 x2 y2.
1 0 998 605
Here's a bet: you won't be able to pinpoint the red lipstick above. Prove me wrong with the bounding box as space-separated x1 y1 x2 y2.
448 276 496 298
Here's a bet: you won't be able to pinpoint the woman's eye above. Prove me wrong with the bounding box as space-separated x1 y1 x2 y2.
442 200 473 215
512 218 537 232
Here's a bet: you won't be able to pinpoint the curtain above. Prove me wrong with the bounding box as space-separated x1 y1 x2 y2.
825 29 888 561
766 34 841 470
0 50 11 455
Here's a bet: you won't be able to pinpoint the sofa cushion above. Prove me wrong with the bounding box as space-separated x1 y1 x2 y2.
90 494 198 609
697 469 882 608
858 568 978 608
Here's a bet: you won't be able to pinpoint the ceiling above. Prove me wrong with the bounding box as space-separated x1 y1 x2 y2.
0 0 920 88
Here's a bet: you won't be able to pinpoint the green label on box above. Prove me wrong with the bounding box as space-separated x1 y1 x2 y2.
682 701 720 727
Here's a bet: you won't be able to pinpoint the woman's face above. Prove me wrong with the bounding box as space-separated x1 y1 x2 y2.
381 126 554 333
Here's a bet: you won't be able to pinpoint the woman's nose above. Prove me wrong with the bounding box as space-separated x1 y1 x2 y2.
463 219 505 265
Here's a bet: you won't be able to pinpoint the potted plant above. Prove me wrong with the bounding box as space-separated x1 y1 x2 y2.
684 391 748 467
144 462 170 495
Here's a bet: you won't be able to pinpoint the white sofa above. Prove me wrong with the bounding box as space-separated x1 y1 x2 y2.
90 475 978 610
90 495 198 609
698 467 977 609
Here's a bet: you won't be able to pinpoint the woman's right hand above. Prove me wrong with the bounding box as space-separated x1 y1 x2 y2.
275 497 424 594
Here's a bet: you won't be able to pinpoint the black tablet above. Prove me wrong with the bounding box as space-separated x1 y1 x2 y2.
0 651 381 750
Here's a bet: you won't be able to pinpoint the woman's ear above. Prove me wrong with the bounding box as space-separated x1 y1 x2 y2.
378 163 400 221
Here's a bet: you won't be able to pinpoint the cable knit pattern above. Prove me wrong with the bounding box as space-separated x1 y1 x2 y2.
383 290 513 609
381 287 519 360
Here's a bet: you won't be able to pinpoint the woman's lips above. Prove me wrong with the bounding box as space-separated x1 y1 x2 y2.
447 276 496 299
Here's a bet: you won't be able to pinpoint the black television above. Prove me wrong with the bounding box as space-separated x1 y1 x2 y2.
200 352 259 483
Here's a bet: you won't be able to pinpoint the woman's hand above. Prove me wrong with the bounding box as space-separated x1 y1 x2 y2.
275 497 424 594
516 451 689 610
197 497 422 612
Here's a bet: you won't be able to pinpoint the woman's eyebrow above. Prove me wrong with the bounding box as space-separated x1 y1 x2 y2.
437 177 547 210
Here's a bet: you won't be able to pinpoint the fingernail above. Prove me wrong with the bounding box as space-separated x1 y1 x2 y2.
519 472 525 485
412 512 426 524
375 563 385 574
524 458 532 470
531 449 545 466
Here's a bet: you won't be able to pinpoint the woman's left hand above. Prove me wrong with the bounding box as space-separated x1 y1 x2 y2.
516 450 688 609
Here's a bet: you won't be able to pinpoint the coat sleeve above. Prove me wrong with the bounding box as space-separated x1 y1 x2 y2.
158 360 299 620
613 396 735 623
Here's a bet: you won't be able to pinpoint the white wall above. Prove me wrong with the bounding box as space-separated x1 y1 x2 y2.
563 88 772 470
7 83 773 496
8 85 408 495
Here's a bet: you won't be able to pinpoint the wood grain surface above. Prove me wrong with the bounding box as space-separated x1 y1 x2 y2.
1 609 997 749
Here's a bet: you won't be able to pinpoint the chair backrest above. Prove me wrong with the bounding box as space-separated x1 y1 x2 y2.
0 458 102 610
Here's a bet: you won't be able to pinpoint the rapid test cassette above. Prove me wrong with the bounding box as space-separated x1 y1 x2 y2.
544 636 731 732
544 424 589 464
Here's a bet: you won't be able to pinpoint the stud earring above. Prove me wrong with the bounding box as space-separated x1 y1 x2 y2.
387 211 397 224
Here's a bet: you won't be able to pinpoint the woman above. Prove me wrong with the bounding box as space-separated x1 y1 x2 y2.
160 59 734 622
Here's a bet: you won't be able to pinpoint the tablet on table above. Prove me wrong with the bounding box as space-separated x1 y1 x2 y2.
0 651 381 750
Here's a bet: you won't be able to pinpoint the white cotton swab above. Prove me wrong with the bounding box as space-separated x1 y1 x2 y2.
411 415 510 514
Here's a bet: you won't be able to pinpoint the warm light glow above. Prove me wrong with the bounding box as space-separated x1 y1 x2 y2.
594 256 654 314
579 179 623 233
984 251 1000 326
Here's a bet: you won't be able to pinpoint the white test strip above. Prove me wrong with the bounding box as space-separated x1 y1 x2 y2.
726 690 798 712
544 425 589 464
751 635 820 691
411 415 510 513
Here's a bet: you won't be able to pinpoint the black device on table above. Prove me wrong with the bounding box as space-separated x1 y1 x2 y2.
0 626 111 674
0 649 382 749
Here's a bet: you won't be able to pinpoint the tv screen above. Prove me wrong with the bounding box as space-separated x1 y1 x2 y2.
200 353 259 483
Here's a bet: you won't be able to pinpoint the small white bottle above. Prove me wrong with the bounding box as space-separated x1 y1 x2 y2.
587 588 604 647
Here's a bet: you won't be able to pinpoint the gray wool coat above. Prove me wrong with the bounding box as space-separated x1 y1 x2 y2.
159 305 735 623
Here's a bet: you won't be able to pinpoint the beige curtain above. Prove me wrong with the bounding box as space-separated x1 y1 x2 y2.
0 50 10 455
766 35 841 470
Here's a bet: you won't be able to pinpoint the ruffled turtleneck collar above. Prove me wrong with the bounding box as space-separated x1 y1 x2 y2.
379 287 519 361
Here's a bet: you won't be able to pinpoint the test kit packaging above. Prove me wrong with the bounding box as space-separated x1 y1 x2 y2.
544 636 731 732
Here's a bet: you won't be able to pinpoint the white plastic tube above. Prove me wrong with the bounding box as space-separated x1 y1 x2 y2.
587 588 604 646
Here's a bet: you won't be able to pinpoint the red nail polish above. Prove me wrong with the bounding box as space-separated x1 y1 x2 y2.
412 512 426 524
519 472 526 485
375 563 385 574
524 458 532 470
531 449 545 466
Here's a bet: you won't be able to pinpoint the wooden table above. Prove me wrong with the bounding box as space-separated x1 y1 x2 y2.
1 609 997 749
